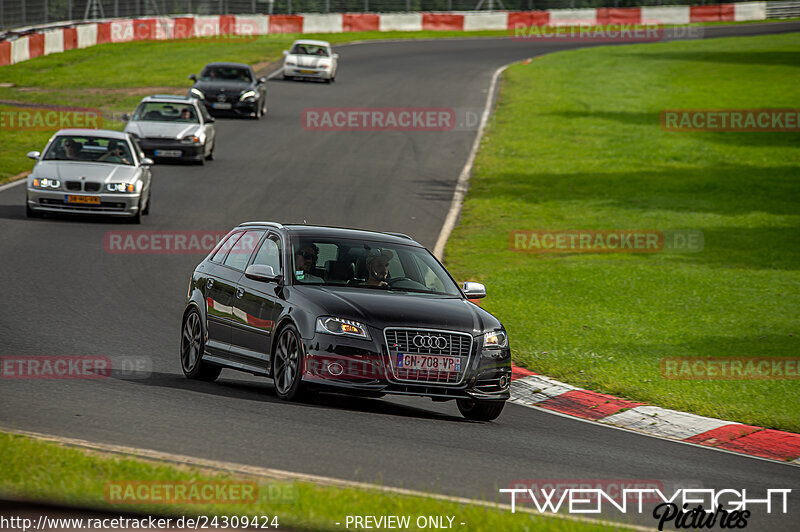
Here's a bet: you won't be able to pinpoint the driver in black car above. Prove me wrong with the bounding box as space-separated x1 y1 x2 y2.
363 249 393 287
294 243 323 283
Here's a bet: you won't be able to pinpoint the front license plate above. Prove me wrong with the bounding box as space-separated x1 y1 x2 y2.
396 353 460 373
65 195 100 204
300 70 316 74
212 102 232 109
154 150 182 157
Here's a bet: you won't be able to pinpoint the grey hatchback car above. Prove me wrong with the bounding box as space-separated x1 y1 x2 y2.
124 95 216 164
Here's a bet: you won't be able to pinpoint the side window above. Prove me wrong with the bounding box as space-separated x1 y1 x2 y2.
252 235 282 274
198 104 213 123
210 231 243 263
223 230 264 271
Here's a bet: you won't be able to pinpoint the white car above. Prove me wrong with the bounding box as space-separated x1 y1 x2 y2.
282 39 339 83
25 129 153 223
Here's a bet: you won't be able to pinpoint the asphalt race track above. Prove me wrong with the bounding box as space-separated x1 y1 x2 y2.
2 22 800 530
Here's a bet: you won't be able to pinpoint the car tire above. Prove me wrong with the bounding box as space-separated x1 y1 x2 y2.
196 149 206 165
180 307 222 381
272 324 313 401
128 203 142 224
26 203 41 218
456 399 505 421
205 142 214 161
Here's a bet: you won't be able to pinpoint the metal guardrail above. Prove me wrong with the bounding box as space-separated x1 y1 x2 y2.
0 0 741 31
766 0 800 17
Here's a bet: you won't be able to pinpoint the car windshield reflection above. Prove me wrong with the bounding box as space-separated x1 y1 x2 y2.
291 237 461 296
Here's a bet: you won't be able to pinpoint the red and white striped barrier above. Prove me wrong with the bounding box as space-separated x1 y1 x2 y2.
0 3 768 67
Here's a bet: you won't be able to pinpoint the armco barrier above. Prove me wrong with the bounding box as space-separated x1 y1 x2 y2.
0 4 769 67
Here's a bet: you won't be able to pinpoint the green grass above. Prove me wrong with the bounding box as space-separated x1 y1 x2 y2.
446 33 800 434
0 432 629 531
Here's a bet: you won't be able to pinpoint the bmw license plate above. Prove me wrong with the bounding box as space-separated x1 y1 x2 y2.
396 353 460 372
65 195 100 204
154 150 182 157
212 102 232 109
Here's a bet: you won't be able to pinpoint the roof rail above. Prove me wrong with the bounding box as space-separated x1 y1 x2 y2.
383 231 414 240
240 221 284 229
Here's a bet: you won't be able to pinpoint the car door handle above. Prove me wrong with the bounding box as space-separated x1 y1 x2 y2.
206 278 214 290
236 287 245 299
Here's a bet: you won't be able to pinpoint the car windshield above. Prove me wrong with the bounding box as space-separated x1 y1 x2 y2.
200 66 252 82
42 135 134 166
291 237 462 296
290 44 329 57
132 102 199 123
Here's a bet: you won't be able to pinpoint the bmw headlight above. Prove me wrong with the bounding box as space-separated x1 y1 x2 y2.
483 330 508 349
32 178 60 189
190 88 205 99
239 90 256 102
316 317 371 340
106 182 136 193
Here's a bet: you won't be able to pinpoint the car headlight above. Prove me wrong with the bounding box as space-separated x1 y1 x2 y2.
316 317 371 340
285 61 296 66
32 178 60 189
483 331 508 349
318 64 329 69
181 135 201 144
190 88 205 99
106 183 135 193
239 90 256 102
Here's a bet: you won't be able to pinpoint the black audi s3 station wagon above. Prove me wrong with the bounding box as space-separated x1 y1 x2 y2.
180 222 512 421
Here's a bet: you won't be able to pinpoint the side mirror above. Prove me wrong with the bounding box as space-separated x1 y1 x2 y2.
333 53 339 59
282 50 289 56
205 116 215 123
245 264 282 284
27 151 41 160
189 74 197 82
121 113 130 122
140 157 154 166
462 282 486 300
258 77 267 84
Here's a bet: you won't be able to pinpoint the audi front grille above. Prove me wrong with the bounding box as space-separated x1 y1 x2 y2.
383 328 473 385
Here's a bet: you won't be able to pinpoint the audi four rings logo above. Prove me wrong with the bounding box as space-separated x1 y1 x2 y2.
413 335 448 350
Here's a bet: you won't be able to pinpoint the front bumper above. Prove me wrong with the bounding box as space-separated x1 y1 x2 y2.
301 330 511 401
284 66 333 80
200 99 258 117
27 188 141 216
136 138 204 161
